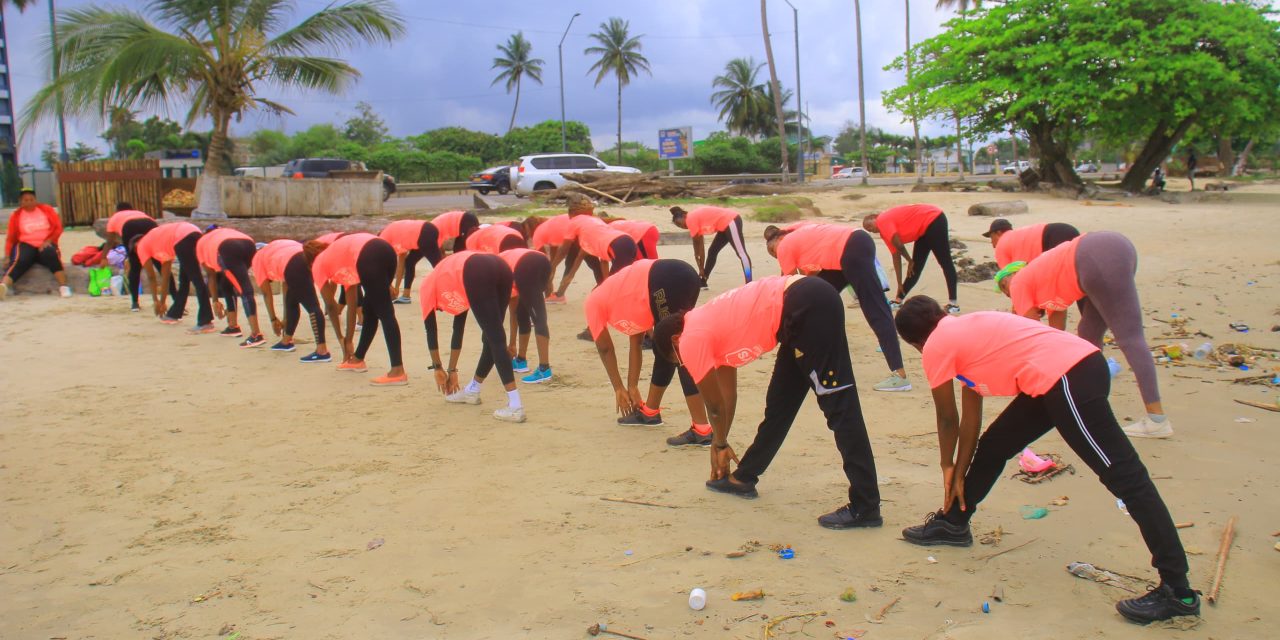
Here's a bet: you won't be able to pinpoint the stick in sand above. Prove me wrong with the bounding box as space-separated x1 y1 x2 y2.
599 497 680 509
979 537 1039 562
865 597 901 623
1234 399 1280 412
763 611 825 638
1175 522 1194 529
587 623 648 640
1206 516 1237 605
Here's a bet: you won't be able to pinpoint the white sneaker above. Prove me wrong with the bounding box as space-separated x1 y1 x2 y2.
445 390 481 405
874 374 913 392
1123 416 1173 439
59 285 72 298
494 406 526 423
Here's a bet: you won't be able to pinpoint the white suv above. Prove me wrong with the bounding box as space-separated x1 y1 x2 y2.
512 153 640 195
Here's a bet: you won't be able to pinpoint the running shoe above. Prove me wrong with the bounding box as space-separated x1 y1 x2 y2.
817 504 884 529
300 352 332 363
521 366 552 384
946 304 961 315
445 390 482 405
890 299 903 311
666 427 712 447
270 341 297 352
873 374 913 392
545 293 567 304
160 317 181 325
188 324 218 334
576 327 593 341
371 374 409 386
240 334 267 348
59 285 72 298
220 326 243 337
337 360 368 373
1115 584 1201 624
901 511 973 547
705 477 758 499
1123 416 1174 439
493 406 527 423
512 356 530 373
130 305 141 313
618 409 663 426
392 296 412 305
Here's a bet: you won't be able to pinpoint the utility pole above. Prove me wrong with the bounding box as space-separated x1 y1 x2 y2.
558 12 581 152
785 0 803 183
48 0 68 162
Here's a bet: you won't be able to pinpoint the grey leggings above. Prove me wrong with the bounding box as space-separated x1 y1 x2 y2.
1075 232 1160 405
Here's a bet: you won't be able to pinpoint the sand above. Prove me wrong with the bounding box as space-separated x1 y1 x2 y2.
2 182 1278 639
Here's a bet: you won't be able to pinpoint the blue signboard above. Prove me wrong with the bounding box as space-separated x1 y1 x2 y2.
658 127 692 160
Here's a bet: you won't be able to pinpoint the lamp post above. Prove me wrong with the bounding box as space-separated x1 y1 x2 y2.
784 0 802 183
558 12 581 153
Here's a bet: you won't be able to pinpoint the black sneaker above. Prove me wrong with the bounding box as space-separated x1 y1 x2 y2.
706 476 758 499
666 428 712 446
618 409 663 426
240 334 266 348
576 327 593 341
1116 583 1200 624
818 504 884 529
220 325 243 337
270 340 296 352
902 511 973 547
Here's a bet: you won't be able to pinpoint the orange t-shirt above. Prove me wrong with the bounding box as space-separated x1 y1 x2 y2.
876 204 943 255
136 222 200 266
314 232 343 245
577 223 627 259
419 251 477 316
677 276 789 383
531 214 573 249
608 219 658 242
379 220 428 255
499 247 541 273
430 210 467 245
465 224 523 254
994 223 1047 268
1009 235 1085 315
251 239 303 287
584 259 656 339
16 208 53 246
311 233 376 287
685 206 739 237
923 312 1098 397
777 224 855 274
196 228 253 271
106 210 151 235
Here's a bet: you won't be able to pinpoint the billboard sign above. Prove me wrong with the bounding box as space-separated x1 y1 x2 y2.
658 127 693 160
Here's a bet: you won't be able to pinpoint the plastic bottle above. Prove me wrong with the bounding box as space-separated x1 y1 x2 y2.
1194 342 1213 360
688 588 707 611
1107 358 1122 378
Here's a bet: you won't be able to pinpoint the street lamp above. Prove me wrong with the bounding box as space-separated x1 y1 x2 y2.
559 12 581 153
784 0 803 183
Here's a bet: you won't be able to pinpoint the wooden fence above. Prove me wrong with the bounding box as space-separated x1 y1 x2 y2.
54 159 163 226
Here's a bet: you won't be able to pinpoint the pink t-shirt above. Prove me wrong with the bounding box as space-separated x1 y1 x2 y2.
195 228 253 272
379 220 428 255
876 204 943 255
430 210 467 245
609 219 658 243
16 209 53 246
776 224 856 274
685 206 740 237
106 210 151 235
530 214 573 249
419 251 476 316
313 232 344 245
311 233 377 287
578 223 627 259
678 276 789 383
465 224 523 254
994 223 1047 268
136 222 200 266
500 248 542 273
251 239 303 287
1009 235 1085 316
922 312 1098 397
584 259 656 339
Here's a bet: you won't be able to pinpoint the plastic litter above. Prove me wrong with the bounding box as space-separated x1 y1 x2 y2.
1018 448 1056 474
982 601 991 613
1107 358 1122 378
778 547 795 560
688 588 707 610
1020 506 1049 520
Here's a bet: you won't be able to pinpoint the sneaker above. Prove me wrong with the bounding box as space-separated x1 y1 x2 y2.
901 511 973 547
240 334 267 348
187 324 218 335
392 296 412 305
890 299 902 311
618 409 664 426
512 356 530 373
130 305 141 312
160 317 181 325
666 428 712 447
705 476 758 499
300 352 332 363
946 304 961 315
576 327 593 341
494 406 527 423
337 360 368 373
220 326 243 337
270 341 297 352
818 504 884 529
1123 416 1174 439
445 390 482 405
59 285 72 298
522 366 553 384
546 293 566 304
874 374 913 392
1116 583 1200 624
371 373 409 386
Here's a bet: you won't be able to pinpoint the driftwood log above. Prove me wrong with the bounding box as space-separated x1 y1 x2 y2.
968 200 1030 217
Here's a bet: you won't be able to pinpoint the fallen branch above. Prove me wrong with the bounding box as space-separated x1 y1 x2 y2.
587 623 647 640
599 497 680 509
865 597 901 623
1234 399 1280 412
979 537 1039 562
575 183 627 205
1206 516 1237 605
1175 522 1194 529
764 611 825 638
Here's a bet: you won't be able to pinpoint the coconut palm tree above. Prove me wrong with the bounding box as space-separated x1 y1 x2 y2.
710 57 771 138
491 32 545 134
760 0 790 178
585 17 651 166
22 0 405 217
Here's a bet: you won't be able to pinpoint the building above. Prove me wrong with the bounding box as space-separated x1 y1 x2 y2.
0 5 19 199
143 149 205 178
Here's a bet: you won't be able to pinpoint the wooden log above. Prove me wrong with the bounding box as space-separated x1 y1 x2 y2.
967 200 1030 217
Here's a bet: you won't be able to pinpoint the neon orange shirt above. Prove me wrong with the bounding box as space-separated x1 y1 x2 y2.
379 220 428 255
677 276 789 383
577 223 627 259
251 239 302 287
419 251 476 316
314 232 343 245
465 224 523 254
136 221 200 266
923 312 1098 397
106 210 150 235
994 223 1047 268
311 233 376 288
777 224 855 274
196 228 253 272
877 204 943 255
16 208 53 246
531 214 572 249
584 259 656 339
1009 235 1085 315
685 206 740 237
608 219 658 243
430 210 467 245
499 248 541 272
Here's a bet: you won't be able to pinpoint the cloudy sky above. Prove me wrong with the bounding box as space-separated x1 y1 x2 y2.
5 0 969 162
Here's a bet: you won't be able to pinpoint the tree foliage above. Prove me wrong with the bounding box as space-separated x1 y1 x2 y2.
586 17 651 164
344 101 389 147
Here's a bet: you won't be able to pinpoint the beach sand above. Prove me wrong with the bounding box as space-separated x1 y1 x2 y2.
2 182 1278 639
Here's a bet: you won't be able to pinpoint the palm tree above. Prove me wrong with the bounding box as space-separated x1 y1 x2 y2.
23 0 405 217
585 18 651 166
760 0 790 178
906 0 924 182
854 0 868 185
491 32 545 134
710 57 770 137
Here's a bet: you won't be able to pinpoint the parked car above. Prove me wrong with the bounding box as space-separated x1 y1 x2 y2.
1002 160 1032 174
233 165 285 178
469 166 511 195
511 153 640 195
1074 162 1099 173
832 166 868 179
283 158 397 201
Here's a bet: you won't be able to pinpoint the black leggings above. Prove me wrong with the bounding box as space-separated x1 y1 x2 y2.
167 232 213 325
513 252 551 338
283 253 325 345
465 255 515 385
217 239 258 318
121 217 157 307
942 353 1188 588
5 243 63 282
732 277 879 511
814 230 905 372
704 215 752 283
353 239 402 367
1042 222 1081 251
900 212 958 301
647 259 701 396
607 236 639 274
401 223 444 292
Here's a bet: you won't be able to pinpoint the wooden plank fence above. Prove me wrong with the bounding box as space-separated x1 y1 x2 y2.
54 159 163 226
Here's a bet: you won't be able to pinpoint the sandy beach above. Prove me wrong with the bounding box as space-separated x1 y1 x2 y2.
2 183 1278 639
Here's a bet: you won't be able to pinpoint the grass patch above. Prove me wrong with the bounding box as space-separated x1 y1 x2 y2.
640 195 775 208
750 203 802 223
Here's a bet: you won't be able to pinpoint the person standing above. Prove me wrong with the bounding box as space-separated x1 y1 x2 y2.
1 188 70 300
862 204 958 313
669 205 752 286
136 221 215 332
1186 150 1197 191
104 203 157 311
251 239 331 362
982 219 1081 268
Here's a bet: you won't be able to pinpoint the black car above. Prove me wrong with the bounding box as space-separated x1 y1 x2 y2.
469 166 510 195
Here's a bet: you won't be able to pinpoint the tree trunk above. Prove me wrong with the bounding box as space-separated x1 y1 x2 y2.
1025 118 1082 188
906 0 923 183
616 79 623 166
1011 125 1019 166
855 0 868 185
194 110 230 218
955 114 964 180
508 77 521 134
1231 138 1254 176
1119 116 1195 193
761 0 791 179
1216 133 1234 178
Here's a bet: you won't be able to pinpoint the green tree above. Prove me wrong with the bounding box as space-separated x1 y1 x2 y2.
245 129 292 165
288 125 345 159
102 107 143 158
710 57 770 137
23 0 406 216
491 32 545 134
344 101 388 147
505 120 593 158
69 141 100 162
411 127 506 164
585 18 651 165
125 139 148 159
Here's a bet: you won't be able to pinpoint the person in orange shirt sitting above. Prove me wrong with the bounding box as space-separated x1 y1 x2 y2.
1 189 70 299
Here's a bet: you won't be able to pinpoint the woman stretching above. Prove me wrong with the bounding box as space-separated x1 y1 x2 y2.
420 251 526 423
104 203 156 311
994 232 1171 438
669 205 751 286
862 204 958 313
308 233 406 386
608 219 660 259
136 221 214 332
550 213 639 297
251 239 331 363
528 213 575 303
379 220 444 305
983 219 1081 268
197 227 265 346
431 210 480 253
466 223 527 254
893 297 1196 624
500 247 554 383
585 258 712 445
766 222 912 393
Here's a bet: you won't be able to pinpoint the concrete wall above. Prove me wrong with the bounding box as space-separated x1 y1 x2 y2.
220 177 383 218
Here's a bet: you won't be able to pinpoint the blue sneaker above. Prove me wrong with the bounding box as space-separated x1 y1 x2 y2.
270 340 296 352
512 356 530 373
521 365 552 384
300 352 332 363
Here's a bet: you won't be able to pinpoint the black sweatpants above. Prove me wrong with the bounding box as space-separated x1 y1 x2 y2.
647 259 701 396
703 215 752 283
513 252 551 339
900 212 958 301
353 239 402 367
464 254 515 385
217 238 258 318
283 253 326 345
1042 222 1080 251
942 352 1188 587
814 229 905 372
401 223 444 292
732 277 880 512
166 232 213 326
121 217 158 307
607 235 639 275
5 242 63 282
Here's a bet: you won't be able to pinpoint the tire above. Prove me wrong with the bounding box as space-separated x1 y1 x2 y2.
497 182 509 195
478 188 490 195
533 181 556 192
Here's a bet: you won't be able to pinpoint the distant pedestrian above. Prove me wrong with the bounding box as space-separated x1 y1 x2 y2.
1186 150 1197 191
